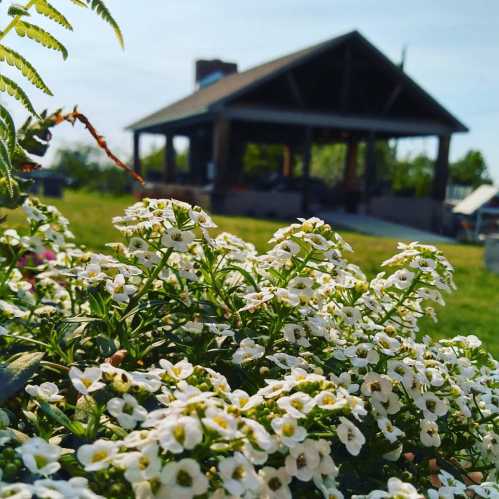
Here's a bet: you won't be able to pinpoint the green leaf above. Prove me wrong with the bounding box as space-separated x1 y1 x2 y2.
0 45 53 95
0 138 14 195
0 352 45 404
68 0 88 7
8 4 31 17
87 0 124 48
39 402 86 437
15 21 68 60
34 0 73 31
0 104 16 155
0 74 37 116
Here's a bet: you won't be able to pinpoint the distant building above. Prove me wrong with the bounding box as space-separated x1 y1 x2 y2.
128 30 468 231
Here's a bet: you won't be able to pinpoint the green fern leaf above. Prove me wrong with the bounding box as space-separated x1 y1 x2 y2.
0 45 53 95
68 0 88 6
0 74 37 116
34 1 73 31
15 21 68 60
0 138 14 196
87 0 124 48
0 105 16 156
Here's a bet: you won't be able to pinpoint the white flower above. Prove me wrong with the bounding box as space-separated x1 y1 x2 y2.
25 382 63 403
414 392 448 421
336 417 365 456
202 407 239 439
259 466 292 499
69 366 105 395
17 437 62 476
367 477 423 498
361 372 393 403
107 393 147 429
77 439 118 471
159 458 209 499
238 288 274 312
119 443 162 484
157 415 203 454
387 269 416 290
284 439 320 481
161 228 195 252
80 263 106 282
277 392 314 418
282 324 310 347
377 417 404 443
271 416 307 447
232 338 265 364
0 483 33 499
105 274 137 303
218 452 259 496
159 358 194 380
420 420 441 447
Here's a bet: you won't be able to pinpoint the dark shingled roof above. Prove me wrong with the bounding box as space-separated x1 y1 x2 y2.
128 31 468 134
127 33 351 131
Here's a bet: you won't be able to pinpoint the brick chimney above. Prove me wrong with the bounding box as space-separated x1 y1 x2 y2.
195 59 238 88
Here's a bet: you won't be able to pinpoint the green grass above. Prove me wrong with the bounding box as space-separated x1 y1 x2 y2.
3 190 498 356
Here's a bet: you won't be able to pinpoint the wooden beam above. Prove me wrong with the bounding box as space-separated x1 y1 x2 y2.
302 128 312 213
133 131 141 176
225 106 454 137
282 145 293 177
340 46 352 113
432 135 451 202
382 83 403 114
364 134 377 207
212 114 232 206
165 134 176 182
286 71 306 108
343 140 361 213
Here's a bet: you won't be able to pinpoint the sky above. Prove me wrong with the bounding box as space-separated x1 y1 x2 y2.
1 0 498 180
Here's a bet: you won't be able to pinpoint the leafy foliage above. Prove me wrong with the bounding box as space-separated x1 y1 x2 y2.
0 0 124 209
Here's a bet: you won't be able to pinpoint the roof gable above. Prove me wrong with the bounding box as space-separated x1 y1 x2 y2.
128 31 467 134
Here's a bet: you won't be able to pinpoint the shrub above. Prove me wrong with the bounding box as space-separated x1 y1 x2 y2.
0 197 497 498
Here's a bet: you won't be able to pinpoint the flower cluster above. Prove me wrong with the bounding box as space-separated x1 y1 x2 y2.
0 197 497 498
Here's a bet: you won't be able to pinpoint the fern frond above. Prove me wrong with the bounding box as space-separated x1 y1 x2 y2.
0 74 37 116
68 0 88 7
0 45 53 95
34 1 73 31
87 0 124 48
0 138 14 196
15 21 68 60
0 104 16 155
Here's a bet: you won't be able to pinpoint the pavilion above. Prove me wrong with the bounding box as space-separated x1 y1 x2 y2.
127 30 468 231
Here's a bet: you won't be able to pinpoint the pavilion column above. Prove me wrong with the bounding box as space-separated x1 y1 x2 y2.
364 133 377 211
431 134 451 232
133 131 142 177
343 140 360 213
302 128 312 213
189 134 202 185
212 114 231 211
164 134 176 183
432 135 451 202
282 145 293 177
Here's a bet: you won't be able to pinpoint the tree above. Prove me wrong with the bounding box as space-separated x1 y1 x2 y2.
449 149 492 187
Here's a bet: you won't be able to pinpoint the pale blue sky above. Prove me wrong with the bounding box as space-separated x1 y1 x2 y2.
2 0 498 179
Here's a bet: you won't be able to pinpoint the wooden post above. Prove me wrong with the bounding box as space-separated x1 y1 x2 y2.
343 140 360 213
212 114 231 211
133 131 141 176
165 134 176 183
431 135 451 233
432 135 451 201
282 145 292 177
189 134 201 184
364 133 377 209
302 128 312 213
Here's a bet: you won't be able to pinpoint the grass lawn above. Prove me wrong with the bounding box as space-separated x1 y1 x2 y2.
3 190 498 357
